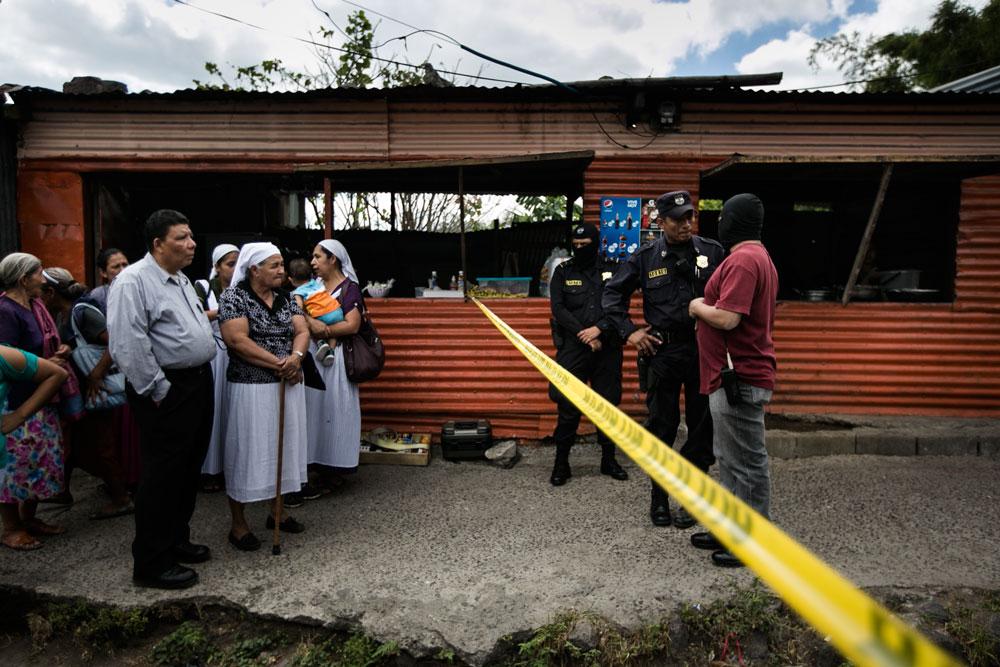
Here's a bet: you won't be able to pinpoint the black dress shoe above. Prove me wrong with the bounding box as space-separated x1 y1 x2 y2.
228 531 261 552
650 502 672 526
282 492 304 508
691 531 723 551
711 549 744 568
549 464 571 487
673 506 697 530
133 565 198 590
266 515 305 533
600 460 629 481
173 541 211 564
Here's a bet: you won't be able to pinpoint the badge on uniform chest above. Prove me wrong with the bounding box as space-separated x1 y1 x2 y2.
696 255 709 269
565 279 583 286
602 271 613 281
648 268 667 279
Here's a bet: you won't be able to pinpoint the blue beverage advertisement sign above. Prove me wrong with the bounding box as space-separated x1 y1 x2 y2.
599 196 642 263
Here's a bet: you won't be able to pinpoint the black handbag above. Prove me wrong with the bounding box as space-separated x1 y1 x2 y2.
343 306 385 383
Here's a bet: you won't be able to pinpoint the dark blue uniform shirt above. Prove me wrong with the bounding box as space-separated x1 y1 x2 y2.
549 256 620 346
602 235 725 340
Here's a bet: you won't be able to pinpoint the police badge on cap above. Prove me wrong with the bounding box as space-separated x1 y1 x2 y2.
655 190 694 220
572 223 599 241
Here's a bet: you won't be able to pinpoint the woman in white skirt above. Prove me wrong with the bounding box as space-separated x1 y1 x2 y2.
195 243 239 493
303 240 363 490
219 243 309 552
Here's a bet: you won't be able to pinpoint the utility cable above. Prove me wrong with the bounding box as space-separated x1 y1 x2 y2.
171 0 523 85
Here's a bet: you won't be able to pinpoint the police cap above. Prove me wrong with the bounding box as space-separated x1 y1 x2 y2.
655 190 694 220
571 223 599 242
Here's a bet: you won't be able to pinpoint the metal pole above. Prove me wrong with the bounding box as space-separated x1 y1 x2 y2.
842 164 893 305
323 177 333 240
390 192 397 231
459 167 467 296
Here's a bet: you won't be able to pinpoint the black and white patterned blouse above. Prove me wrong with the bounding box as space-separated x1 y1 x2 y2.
218 281 303 384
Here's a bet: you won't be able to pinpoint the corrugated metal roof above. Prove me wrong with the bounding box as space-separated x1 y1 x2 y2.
9 81 1000 106
930 64 1000 93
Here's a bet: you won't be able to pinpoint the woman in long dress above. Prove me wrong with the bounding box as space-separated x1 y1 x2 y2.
303 240 363 487
218 243 310 551
196 243 239 492
0 253 72 547
0 345 68 550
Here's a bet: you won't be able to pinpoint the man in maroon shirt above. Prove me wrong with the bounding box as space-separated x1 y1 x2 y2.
688 193 778 568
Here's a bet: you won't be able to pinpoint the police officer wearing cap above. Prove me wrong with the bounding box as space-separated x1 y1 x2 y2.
602 191 724 527
547 222 629 486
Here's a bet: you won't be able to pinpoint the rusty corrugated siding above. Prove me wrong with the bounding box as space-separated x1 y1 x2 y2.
359 298 647 440
361 162 1000 439
18 98 1000 164
955 174 1000 312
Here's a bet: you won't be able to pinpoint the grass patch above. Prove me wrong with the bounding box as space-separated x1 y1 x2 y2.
45 600 149 657
151 621 215 666
945 606 999 667
292 632 399 667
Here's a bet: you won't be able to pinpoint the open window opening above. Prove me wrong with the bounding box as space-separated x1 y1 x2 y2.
699 156 1000 303
86 151 592 298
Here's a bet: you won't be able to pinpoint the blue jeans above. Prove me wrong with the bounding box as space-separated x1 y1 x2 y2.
709 383 773 520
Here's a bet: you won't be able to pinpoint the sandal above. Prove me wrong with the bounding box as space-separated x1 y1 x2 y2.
1 530 43 551
24 519 66 537
228 530 261 552
90 501 135 521
38 490 74 506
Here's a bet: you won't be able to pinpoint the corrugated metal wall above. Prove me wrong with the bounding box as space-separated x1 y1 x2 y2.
12 93 1000 433
360 166 1000 437
18 99 1000 165
955 175 1000 312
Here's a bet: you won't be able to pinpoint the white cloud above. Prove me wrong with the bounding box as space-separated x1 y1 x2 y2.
736 28 844 90
1 0 978 94
737 0 994 91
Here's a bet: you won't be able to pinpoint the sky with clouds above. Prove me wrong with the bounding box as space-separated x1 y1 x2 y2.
0 0 990 94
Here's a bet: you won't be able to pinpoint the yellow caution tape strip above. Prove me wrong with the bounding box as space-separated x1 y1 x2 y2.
472 298 962 667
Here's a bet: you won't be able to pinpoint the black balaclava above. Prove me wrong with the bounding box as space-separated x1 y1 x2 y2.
718 193 764 250
571 223 600 267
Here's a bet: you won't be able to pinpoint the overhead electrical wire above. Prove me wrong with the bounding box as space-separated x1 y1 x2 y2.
173 0 662 149
170 0 523 85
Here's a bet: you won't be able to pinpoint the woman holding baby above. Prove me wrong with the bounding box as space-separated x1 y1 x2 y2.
301 240 363 491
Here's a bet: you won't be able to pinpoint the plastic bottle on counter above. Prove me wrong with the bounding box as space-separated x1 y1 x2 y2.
457 270 465 292
449 274 457 290
429 271 438 289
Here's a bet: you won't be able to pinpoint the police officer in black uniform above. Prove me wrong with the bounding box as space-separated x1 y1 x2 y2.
602 191 725 527
547 223 629 486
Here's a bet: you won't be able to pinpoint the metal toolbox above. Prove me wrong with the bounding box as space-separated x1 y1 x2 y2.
441 419 492 461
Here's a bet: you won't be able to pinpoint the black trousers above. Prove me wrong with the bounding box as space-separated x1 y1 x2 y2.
646 340 714 499
549 339 622 452
126 364 214 577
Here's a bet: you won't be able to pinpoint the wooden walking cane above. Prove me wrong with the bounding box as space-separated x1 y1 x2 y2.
272 379 287 555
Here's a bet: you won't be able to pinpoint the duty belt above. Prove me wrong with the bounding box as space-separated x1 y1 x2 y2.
650 327 695 344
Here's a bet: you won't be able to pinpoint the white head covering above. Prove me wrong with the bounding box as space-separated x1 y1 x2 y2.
318 239 359 284
231 242 281 286
209 243 240 280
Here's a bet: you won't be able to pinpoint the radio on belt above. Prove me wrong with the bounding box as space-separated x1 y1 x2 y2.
441 419 492 461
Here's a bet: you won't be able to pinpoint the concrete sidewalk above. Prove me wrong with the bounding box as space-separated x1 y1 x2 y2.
1 439 998 664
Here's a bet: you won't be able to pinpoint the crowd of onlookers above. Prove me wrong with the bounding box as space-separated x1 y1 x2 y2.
0 210 366 587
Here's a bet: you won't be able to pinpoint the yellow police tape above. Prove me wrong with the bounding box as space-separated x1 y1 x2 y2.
472 297 962 667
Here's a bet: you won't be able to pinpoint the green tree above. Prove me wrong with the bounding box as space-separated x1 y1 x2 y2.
809 0 1000 92
194 10 467 231
510 195 581 223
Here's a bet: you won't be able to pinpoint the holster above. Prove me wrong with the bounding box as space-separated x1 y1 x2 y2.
721 367 743 406
550 318 565 349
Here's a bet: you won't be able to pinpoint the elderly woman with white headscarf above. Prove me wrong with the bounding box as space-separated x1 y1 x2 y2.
195 243 240 491
303 239 363 490
218 242 310 551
